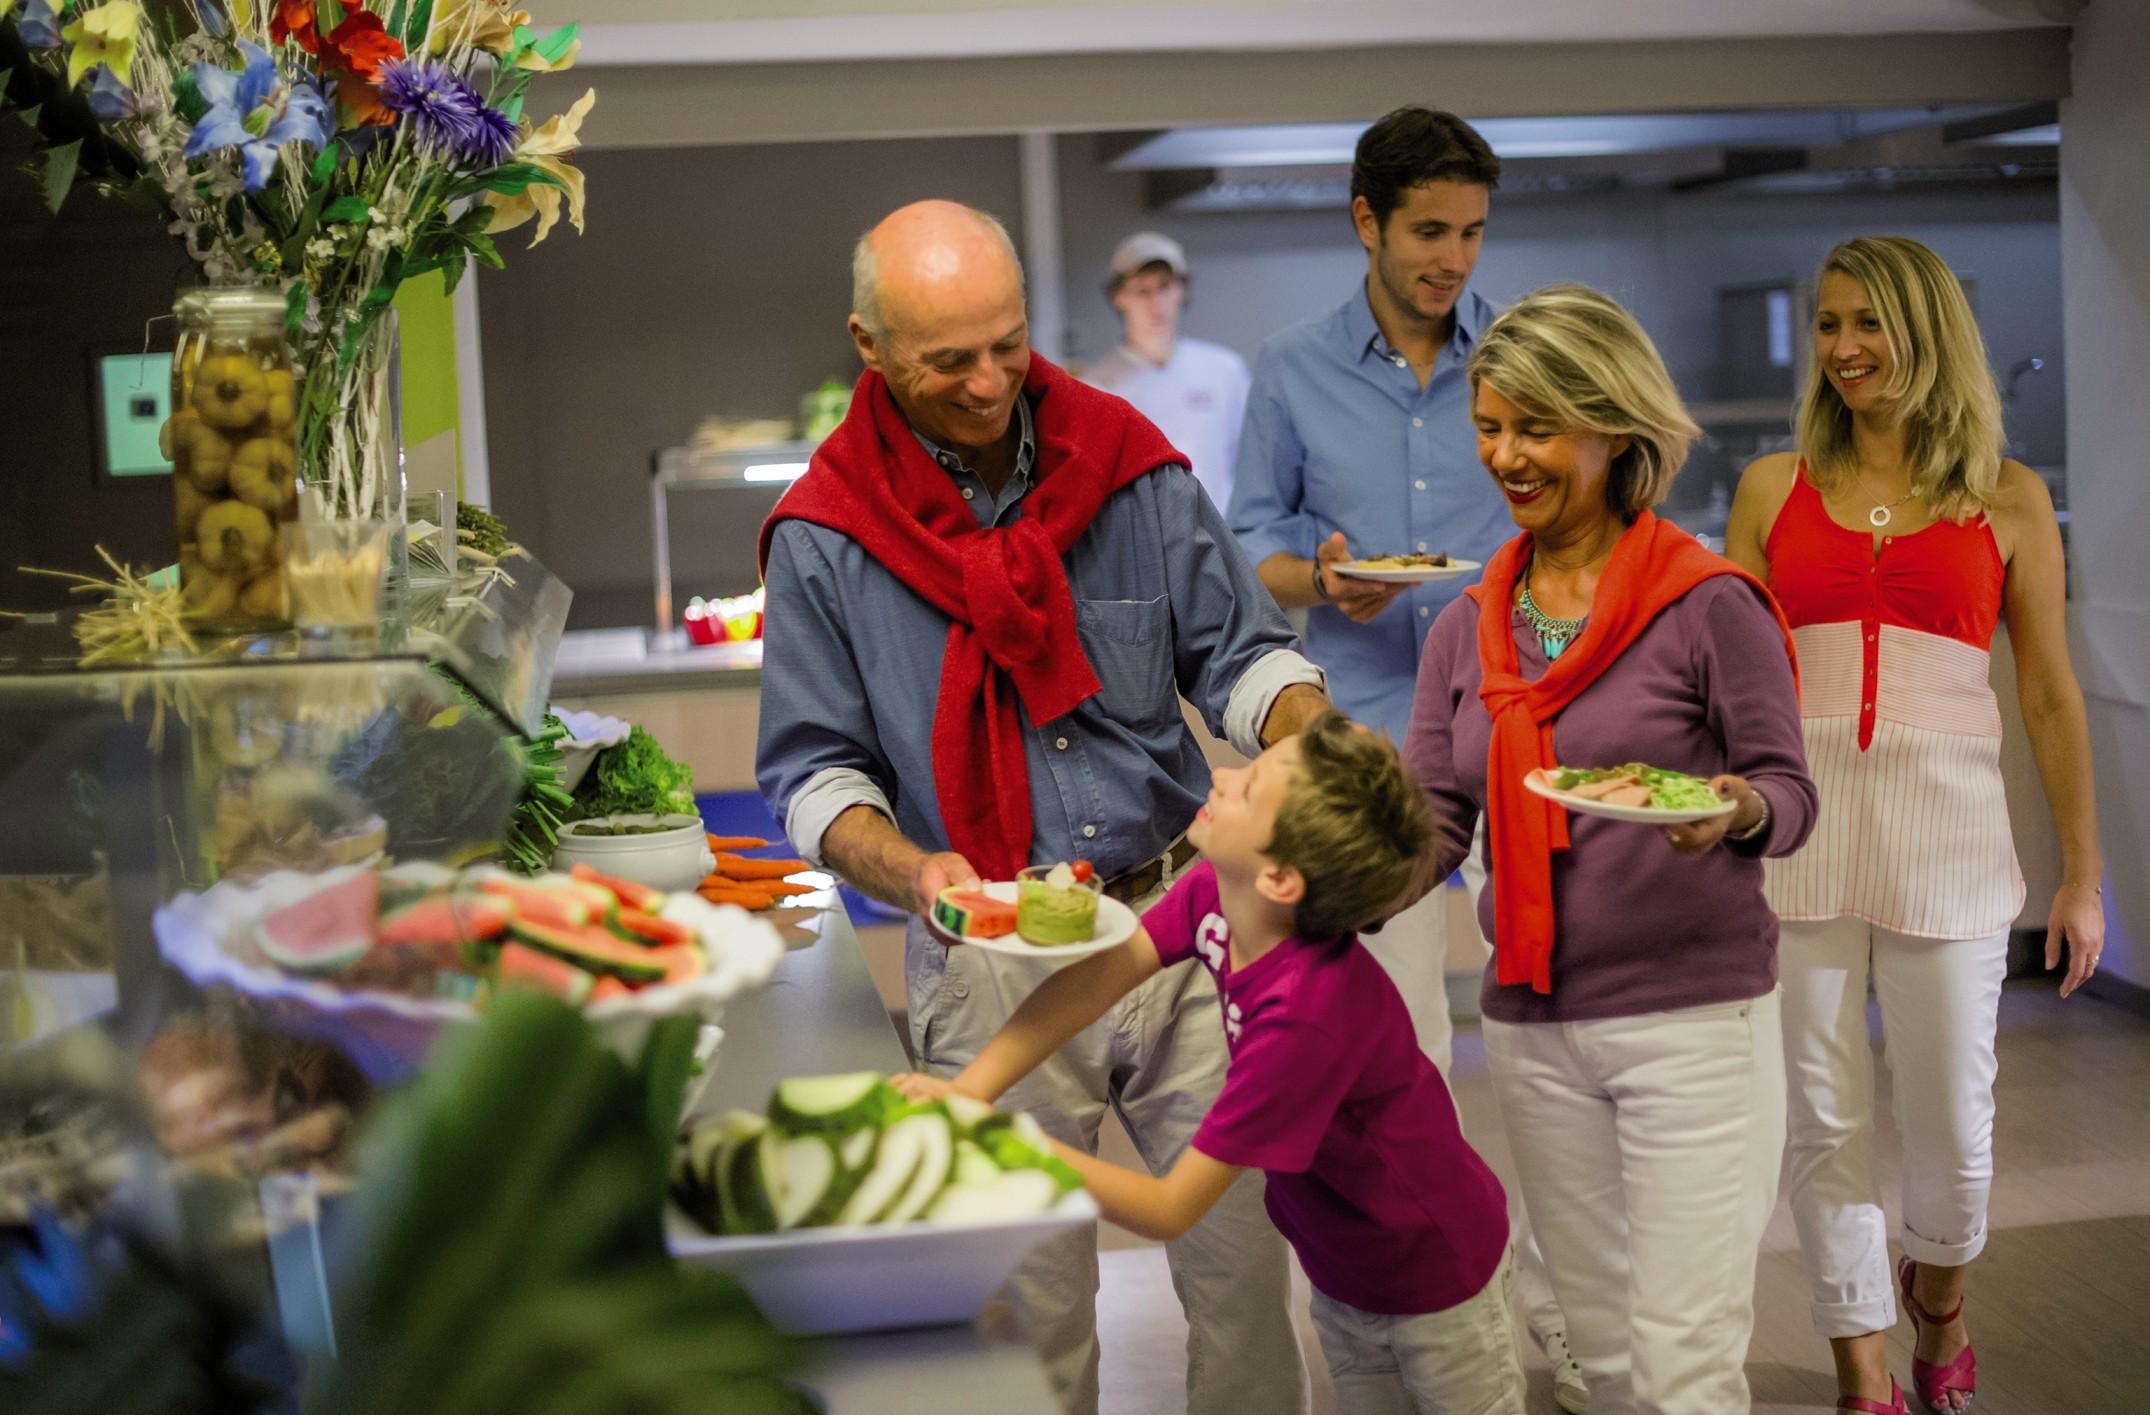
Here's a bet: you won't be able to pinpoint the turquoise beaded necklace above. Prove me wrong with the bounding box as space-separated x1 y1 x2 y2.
1517 574 1589 660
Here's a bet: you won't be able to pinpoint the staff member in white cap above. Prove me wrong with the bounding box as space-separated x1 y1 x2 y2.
1084 232 1252 515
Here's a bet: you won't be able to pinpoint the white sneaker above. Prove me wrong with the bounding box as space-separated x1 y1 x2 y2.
1537 1326 1588 1414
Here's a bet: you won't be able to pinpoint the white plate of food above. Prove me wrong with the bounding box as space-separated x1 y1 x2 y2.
930 864 1138 960
1524 764 1738 825
1330 554 1482 583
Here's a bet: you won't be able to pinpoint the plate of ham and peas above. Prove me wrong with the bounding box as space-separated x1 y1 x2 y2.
1524 764 1738 825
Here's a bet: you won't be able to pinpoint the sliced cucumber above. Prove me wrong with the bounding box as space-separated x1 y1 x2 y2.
837 1126 878 1173
942 1092 996 1134
718 1130 778 1234
767 1134 839 1231
770 1072 893 1135
952 1139 1001 1187
836 1116 925 1225
928 1169 1063 1224
879 1112 956 1225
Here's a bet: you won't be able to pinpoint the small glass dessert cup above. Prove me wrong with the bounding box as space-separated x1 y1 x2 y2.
1015 862 1101 947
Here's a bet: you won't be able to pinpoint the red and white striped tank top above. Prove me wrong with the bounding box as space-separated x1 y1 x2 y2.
1761 467 2023 938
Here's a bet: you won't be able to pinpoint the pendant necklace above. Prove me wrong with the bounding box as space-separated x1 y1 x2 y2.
1856 470 1917 529
1518 571 1589 661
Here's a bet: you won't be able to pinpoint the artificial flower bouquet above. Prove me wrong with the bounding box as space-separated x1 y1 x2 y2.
0 0 592 516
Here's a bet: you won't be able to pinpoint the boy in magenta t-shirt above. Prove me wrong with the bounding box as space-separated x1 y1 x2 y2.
898 711 1523 1413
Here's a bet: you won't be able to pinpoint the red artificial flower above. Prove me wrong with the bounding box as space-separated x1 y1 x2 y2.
335 74 395 127
269 0 320 53
323 11 404 81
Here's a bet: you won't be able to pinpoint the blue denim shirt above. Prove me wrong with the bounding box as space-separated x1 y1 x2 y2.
757 395 1325 877
1229 285 1514 741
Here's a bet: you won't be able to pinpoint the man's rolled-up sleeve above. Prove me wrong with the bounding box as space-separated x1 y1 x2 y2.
1158 469 1325 758
1227 347 1323 568
755 522 899 868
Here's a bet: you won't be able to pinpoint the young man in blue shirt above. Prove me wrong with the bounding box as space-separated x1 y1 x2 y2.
1228 106 1585 1413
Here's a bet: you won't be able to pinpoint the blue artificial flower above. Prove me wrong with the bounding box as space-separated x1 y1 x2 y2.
14 0 64 49
183 40 330 192
86 66 138 120
376 56 512 167
0 1210 100 1369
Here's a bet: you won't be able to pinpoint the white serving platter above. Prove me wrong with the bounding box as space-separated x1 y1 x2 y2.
665 1190 1099 1335
154 864 783 1076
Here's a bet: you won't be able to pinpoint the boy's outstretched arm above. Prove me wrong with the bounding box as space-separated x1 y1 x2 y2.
1052 1144 1245 1243
894 927 1165 1105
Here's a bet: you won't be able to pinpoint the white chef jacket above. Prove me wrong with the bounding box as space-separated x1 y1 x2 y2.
1084 336 1251 517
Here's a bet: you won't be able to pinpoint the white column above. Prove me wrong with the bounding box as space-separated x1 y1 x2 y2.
2059 0 2150 992
452 259 494 508
1018 130 1067 362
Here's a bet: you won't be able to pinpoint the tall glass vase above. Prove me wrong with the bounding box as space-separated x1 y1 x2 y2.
296 308 406 591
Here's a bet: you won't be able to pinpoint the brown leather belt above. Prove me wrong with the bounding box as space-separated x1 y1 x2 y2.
1103 834 1199 905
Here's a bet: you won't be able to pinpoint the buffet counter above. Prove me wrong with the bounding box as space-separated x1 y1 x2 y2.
699 905 1061 1412
552 628 765 794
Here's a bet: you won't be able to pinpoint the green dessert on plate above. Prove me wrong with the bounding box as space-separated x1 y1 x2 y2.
1016 861 1099 946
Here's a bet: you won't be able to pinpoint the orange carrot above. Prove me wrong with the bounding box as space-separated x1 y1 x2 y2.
706 834 769 851
747 879 820 900
698 882 777 909
715 852 809 880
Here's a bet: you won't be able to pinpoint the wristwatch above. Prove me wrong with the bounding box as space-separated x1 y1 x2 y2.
1311 560 1332 602
1727 790 1771 842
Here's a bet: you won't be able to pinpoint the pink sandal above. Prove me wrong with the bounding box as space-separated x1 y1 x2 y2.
1898 1256 1977 1412
1838 1378 1909 1414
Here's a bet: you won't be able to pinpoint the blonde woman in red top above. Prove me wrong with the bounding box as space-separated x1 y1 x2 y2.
1726 235 2105 1415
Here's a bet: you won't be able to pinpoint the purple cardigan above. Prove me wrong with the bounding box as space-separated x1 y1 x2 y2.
1405 576 1817 1025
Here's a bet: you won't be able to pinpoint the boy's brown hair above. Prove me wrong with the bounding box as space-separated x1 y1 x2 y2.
1265 710 1434 939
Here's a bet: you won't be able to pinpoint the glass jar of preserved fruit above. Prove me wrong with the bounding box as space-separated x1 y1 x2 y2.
167 288 297 631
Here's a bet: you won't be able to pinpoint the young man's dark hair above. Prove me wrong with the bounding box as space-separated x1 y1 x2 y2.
1349 106 1502 228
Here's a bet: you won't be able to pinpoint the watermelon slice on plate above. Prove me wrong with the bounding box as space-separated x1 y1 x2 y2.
258 871 379 975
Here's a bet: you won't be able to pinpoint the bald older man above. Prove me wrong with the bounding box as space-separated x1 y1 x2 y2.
756 201 1323 1413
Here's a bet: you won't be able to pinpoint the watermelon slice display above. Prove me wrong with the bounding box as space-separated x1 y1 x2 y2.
509 920 670 984
644 942 710 988
493 942 595 1004
609 908 693 948
258 872 379 975
378 895 511 951
475 877 591 930
569 863 667 914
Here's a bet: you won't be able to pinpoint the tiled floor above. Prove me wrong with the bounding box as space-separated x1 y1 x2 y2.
856 918 2150 1413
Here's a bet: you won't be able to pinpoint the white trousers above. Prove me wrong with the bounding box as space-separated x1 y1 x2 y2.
1482 993 1786 1415
1777 916 2010 1338
1362 879 1454 1077
1457 834 1565 1344
908 892 1306 1415
1311 1250 1529 1415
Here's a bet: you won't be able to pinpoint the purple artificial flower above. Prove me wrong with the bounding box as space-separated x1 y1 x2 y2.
376 57 510 167
467 103 518 169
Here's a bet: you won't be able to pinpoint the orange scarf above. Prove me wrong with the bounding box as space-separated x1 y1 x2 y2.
1467 511 1798 994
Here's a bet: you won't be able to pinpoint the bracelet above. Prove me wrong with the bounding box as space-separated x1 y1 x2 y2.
1727 790 1771 842
1311 559 1331 602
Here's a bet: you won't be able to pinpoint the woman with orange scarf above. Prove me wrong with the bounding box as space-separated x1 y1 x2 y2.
1402 286 1815 1415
